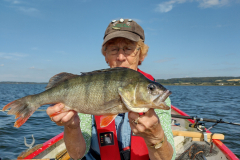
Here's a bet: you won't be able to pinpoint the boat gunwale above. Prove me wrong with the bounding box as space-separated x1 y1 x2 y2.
24 132 64 159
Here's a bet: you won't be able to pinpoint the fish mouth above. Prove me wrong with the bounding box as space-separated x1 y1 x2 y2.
152 90 172 104
161 90 172 102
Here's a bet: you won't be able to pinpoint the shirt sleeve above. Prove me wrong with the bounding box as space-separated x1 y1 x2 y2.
155 97 176 160
78 113 92 156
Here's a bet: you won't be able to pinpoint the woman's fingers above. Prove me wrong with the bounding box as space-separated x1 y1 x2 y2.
46 103 65 116
128 109 161 137
46 103 79 128
129 111 146 134
61 110 75 123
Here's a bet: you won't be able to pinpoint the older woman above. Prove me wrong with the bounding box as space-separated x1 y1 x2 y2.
47 19 175 160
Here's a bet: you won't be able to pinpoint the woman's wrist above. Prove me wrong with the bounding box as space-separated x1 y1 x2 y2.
144 129 165 147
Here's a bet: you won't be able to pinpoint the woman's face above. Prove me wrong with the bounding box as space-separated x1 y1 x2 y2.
104 38 145 71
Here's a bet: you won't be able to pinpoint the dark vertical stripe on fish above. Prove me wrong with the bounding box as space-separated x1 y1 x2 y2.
119 69 127 87
62 79 70 100
84 74 91 105
103 71 110 104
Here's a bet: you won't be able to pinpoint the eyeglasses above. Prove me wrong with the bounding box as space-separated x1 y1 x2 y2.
106 45 140 57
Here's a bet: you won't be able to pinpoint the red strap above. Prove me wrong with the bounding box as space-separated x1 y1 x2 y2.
95 115 121 160
130 134 149 160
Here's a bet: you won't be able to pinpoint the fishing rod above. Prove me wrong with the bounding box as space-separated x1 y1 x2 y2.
171 114 240 126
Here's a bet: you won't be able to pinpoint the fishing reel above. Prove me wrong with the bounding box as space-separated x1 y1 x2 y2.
188 118 210 143
189 122 206 131
189 117 206 132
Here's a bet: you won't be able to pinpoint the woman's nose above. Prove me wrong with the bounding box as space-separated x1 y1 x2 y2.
117 49 126 61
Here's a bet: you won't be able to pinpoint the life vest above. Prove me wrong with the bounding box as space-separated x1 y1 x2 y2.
94 69 155 160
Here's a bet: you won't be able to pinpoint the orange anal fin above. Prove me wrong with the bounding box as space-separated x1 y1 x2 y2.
14 115 31 128
100 114 118 128
49 107 72 117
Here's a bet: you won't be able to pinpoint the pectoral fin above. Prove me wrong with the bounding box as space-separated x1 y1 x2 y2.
118 86 149 113
100 114 118 128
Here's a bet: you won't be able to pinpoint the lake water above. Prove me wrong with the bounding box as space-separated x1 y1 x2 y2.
0 84 239 159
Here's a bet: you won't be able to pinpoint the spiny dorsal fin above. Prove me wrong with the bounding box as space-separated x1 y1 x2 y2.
81 67 130 76
45 72 78 90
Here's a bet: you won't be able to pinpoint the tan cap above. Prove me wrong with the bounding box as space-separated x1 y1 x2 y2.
102 19 145 46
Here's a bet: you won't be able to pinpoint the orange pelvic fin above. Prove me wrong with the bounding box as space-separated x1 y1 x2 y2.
100 114 118 128
49 107 72 117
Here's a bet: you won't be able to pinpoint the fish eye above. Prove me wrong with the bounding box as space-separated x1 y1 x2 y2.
148 84 156 91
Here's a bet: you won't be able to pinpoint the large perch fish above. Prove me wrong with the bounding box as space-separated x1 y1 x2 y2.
3 67 172 128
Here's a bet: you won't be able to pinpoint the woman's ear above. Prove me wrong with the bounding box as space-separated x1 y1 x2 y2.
105 56 110 66
138 55 146 65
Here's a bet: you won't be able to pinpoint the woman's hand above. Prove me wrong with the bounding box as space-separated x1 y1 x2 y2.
46 103 80 129
47 103 86 159
128 108 164 146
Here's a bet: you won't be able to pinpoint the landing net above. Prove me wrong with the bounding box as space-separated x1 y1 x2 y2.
176 143 218 160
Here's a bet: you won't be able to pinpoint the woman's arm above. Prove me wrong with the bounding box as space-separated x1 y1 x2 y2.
46 103 86 159
128 109 173 160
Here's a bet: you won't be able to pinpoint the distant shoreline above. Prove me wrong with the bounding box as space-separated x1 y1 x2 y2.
0 82 47 84
156 76 240 86
1 76 240 86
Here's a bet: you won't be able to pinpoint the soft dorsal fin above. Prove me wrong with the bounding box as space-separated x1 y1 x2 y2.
45 72 78 90
81 67 130 76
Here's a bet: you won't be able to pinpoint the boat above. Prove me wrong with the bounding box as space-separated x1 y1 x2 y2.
17 105 239 160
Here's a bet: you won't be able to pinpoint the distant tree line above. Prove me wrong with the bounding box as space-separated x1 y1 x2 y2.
0 81 47 84
156 76 240 86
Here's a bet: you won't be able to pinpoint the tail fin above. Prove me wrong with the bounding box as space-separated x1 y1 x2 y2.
3 96 40 128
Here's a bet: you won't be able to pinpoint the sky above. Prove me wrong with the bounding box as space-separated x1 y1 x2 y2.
0 0 240 82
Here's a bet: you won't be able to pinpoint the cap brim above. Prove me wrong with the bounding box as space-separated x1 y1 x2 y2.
102 31 140 46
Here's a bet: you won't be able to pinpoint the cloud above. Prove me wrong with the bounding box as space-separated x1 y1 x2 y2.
4 0 22 4
4 0 21 4
0 64 4 66
155 0 231 13
155 58 176 63
0 52 28 60
29 66 43 70
198 0 230 8
17 6 39 13
5 0 39 15
155 0 187 13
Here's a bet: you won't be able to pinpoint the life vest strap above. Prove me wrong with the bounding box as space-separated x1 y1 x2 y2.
95 115 121 160
130 133 149 160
